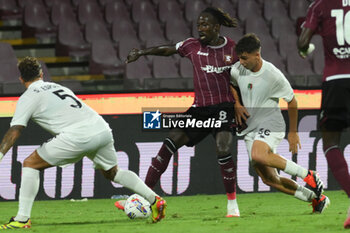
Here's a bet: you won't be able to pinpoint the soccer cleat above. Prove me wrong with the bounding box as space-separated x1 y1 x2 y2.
312 194 330 213
114 200 126 211
226 209 240 218
151 196 167 223
0 217 31 230
344 216 350 229
304 170 324 199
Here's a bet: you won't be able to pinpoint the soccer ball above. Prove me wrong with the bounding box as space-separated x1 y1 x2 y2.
124 194 151 219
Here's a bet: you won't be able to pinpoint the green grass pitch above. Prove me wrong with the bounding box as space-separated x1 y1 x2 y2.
0 190 348 233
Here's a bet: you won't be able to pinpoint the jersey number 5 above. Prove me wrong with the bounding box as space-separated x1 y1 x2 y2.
53 89 82 108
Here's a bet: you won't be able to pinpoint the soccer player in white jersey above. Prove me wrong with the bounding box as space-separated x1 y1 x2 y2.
230 34 329 213
0 57 166 229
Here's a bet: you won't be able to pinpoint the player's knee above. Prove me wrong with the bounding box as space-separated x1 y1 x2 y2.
261 174 280 187
102 166 117 180
216 142 231 156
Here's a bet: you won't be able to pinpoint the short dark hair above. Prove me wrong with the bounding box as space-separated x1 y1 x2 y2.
202 7 237 28
235 33 261 55
18 57 42 82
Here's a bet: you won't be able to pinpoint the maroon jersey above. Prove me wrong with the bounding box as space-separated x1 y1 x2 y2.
176 37 237 107
303 0 350 81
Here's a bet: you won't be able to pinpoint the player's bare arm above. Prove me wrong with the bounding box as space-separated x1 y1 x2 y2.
126 45 177 64
230 85 249 126
297 27 315 58
286 97 301 154
0 125 25 161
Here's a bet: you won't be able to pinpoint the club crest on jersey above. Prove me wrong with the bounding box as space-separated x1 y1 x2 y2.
224 55 233 64
248 83 253 90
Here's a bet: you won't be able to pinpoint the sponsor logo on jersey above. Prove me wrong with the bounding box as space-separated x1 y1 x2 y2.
248 83 253 90
201 65 231 74
333 47 350 59
197 51 209 56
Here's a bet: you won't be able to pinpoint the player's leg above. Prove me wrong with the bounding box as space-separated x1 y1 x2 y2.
0 150 52 229
215 130 239 217
253 162 316 200
94 132 166 222
251 140 323 198
145 128 189 188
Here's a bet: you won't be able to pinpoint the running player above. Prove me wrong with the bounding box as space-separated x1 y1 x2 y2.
297 0 350 228
0 57 166 229
231 33 329 213
122 7 240 217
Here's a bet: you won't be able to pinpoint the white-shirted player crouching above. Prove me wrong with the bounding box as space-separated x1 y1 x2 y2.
230 34 329 213
0 57 166 229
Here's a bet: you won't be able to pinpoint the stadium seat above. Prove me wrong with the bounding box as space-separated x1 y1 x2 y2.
307 75 322 88
263 0 288 22
39 60 52 81
104 1 130 25
138 19 166 45
289 0 309 21
152 56 179 79
44 0 71 8
158 0 183 24
57 80 85 93
17 0 44 9
0 0 21 20
165 18 191 43
118 37 141 61
0 42 17 62
55 18 90 58
72 0 98 7
89 40 123 77
271 16 295 40
125 57 152 84
22 3 56 41
0 60 22 93
179 58 193 78
278 34 298 60
131 0 157 24
98 0 115 7
84 20 111 44
50 1 76 26
221 26 244 42
159 78 189 90
286 50 314 76
77 0 104 25
245 16 270 37
111 18 138 44
210 0 236 20
145 37 170 49
237 0 260 22
184 0 205 22
310 36 324 75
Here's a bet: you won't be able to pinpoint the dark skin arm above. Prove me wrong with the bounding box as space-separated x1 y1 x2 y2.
0 125 25 156
297 27 314 54
126 45 178 63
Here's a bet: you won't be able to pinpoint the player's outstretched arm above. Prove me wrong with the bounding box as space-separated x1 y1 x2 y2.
0 125 25 162
125 45 177 64
287 97 301 154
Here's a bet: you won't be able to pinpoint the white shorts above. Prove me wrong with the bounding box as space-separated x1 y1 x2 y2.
37 130 118 171
244 129 285 161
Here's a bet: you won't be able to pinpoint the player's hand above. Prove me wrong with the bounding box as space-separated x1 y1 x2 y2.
126 48 142 64
234 103 250 126
0 152 3 163
288 132 301 155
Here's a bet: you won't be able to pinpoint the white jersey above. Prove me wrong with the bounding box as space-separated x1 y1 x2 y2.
230 59 294 136
11 80 110 137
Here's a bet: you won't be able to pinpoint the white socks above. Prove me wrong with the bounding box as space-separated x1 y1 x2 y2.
227 199 240 217
15 167 40 222
284 160 308 179
114 169 157 204
294 185 316 202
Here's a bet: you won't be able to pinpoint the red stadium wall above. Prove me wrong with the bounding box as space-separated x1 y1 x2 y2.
0 92 349 201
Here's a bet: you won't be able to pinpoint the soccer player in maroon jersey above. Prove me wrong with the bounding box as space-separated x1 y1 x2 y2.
122 7 240 217
297 0 350 228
